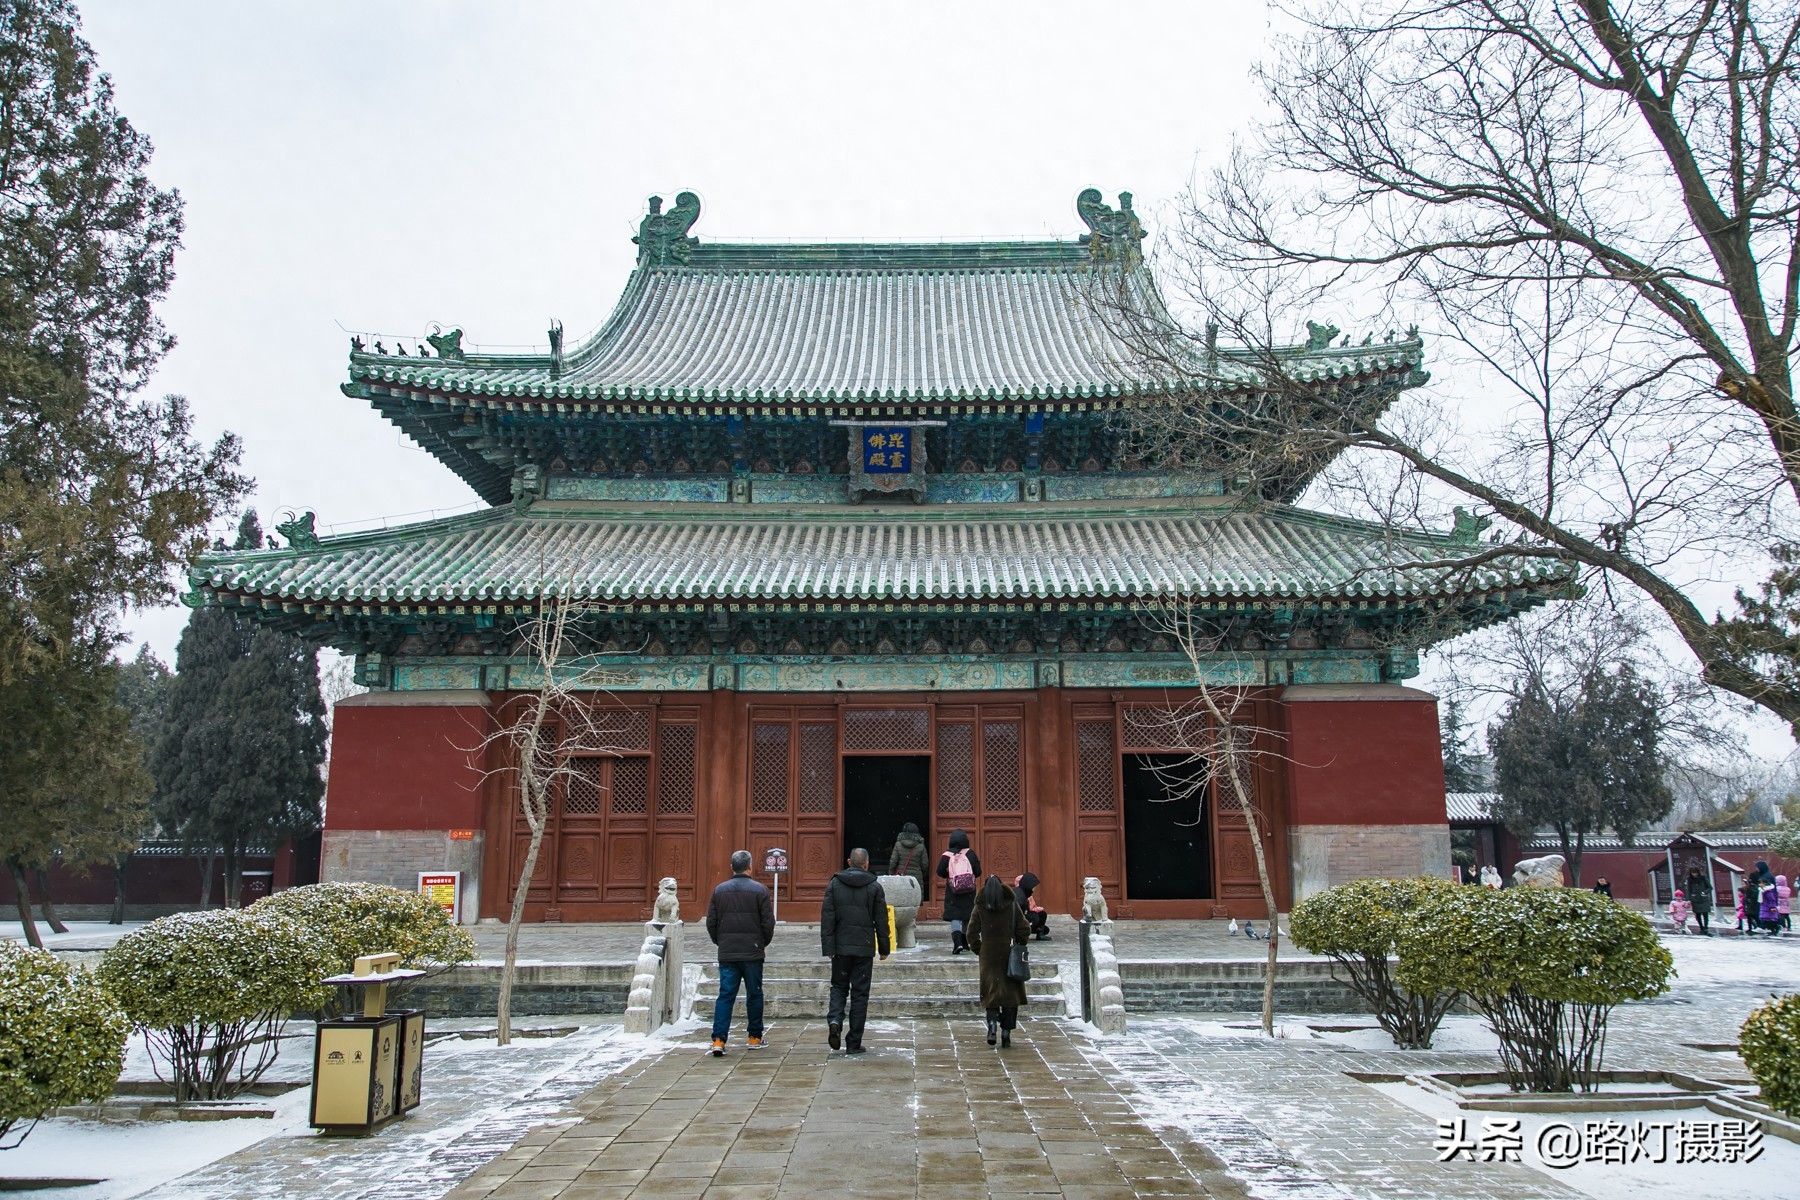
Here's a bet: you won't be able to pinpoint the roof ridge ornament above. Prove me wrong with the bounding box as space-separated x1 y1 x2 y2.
1076 188 1145 263
633 191 702 266
425 325 465 360
274 510 320 550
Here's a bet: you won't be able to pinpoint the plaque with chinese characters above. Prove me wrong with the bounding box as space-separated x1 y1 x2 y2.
861 427 912 473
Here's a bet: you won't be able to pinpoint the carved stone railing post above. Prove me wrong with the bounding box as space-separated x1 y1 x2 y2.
1079 916 1126 1035
624 918 683 1034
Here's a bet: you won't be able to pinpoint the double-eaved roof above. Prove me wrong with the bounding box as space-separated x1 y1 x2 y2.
194 191 1570 650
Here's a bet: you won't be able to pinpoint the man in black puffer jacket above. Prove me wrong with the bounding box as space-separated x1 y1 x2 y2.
820 848 891 1055
706 850 775 1056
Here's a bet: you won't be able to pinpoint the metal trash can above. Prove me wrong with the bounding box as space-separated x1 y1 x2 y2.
310 952 426 1135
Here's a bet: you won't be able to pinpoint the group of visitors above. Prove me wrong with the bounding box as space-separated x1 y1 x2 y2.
1666 861 1792 936
702 826 1045 1057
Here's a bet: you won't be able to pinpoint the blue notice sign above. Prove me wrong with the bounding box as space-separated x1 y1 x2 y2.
861 427 912 474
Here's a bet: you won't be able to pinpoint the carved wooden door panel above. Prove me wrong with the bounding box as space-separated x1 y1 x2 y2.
746 705 841 912
1071 703 1125 911
652 715 700 903
933 704 1027 898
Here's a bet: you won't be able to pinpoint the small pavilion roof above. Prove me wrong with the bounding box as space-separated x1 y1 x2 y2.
347 240 1424 408
192 497 1570 612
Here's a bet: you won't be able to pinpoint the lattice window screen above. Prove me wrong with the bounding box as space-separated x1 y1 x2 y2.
611 757 649 814
751 723 791 814
982 722 1022 812
1075 720 1118 812
657 725 696 815
591 709 652 752
798 724 837 813
565 757 605 815
936 723 974 812
843 708 930 751
1122 707 1206 750
1215 726 1255 812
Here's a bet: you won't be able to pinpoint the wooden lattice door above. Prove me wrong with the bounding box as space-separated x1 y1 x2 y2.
933 704 1027 899
508 706 701 920
747 705 841 910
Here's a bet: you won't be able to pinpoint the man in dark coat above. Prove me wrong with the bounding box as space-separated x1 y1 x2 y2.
706 849 775 1056
820 848 891 1055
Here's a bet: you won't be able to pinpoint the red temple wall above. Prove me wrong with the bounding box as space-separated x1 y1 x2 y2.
1281 684 1451 899
325 693 493 830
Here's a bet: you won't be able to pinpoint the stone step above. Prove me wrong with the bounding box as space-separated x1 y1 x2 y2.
701 995 1067 1019
697 958 1062 983
694 959 1066 1018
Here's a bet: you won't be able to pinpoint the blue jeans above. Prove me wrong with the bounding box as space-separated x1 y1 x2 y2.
712 960 765 1042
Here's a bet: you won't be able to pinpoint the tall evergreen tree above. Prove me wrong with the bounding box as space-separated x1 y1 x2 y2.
1491 665 1674 886
0 644 150 945
1439 698 1487 793
0 0 245 926
154 512 326 905
110 645 172 921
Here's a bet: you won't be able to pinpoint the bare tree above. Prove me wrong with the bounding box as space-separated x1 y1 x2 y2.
1112 0 1800 733
1133 602 1289 1037
473 595 631 1045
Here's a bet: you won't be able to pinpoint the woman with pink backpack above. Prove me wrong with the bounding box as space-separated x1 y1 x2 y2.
936 828 982 955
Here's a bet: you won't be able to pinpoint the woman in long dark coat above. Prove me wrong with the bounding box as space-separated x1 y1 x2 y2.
966 874 1030 1048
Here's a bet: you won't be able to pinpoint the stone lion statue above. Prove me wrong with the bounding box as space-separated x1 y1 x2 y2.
1512 854 1567 889
652 876 681 923
1082 876 1109 923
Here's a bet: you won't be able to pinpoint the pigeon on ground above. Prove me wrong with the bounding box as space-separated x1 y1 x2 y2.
1227 918 1238 935
1245 921 1260 940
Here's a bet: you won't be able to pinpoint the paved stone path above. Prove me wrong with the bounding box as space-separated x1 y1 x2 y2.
448 1018 1233 1200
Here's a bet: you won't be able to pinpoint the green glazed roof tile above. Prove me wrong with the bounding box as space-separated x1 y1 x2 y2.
348 247 1423 405
192 500 1571 608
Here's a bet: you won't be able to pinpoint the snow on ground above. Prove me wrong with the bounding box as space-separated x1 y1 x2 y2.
1 921 143 949
0 1019 661 1200
1310 1014 1502 1055
1660 927 1800 990
1373 1079 1791 1200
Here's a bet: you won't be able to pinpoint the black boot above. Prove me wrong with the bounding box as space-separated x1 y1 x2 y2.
1000 1029 1011 1049
951 930 967 955
986 1010 998 1046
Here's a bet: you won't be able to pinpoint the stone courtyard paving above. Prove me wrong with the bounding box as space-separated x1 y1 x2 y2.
6 925 1797 1199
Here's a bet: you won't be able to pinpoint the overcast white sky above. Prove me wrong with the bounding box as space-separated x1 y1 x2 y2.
82 0 1277 659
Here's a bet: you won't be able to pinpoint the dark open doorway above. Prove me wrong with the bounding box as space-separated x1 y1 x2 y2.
843 755 931 874
1123 753 1213 900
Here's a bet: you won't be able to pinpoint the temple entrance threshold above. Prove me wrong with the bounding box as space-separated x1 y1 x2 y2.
1123 754 1213 901
842 755 931 873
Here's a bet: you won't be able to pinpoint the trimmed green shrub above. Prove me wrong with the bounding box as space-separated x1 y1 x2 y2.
96 907 333 1102
0 941 127 1148
252 881 475 975
1290 876 1461 1048
1741 994 1800 1117
1396 886 1672 1092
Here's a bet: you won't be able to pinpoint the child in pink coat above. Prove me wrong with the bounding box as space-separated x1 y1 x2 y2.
1667 890 1690 933
1779 875 1793 932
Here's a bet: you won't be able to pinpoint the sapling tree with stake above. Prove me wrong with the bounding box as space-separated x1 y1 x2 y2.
473 591 636 1045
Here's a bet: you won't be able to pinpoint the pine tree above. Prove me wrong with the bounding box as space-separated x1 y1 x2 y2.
1439 698 1487 793
110 645 172 921
0 646 151 945
1491 665 1674 886
154 512 326 905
